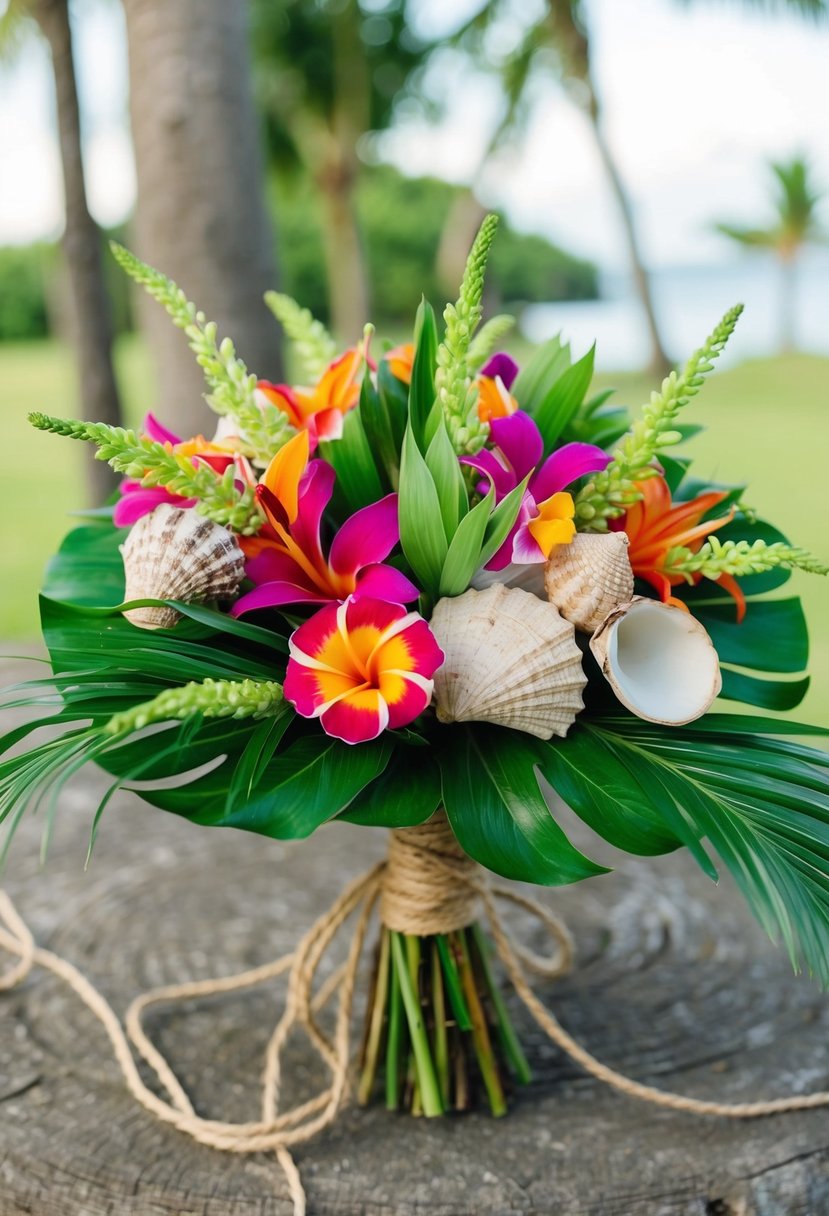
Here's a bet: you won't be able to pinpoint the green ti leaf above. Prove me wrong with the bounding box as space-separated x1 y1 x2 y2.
398 424 449 601
264 290 336 380
110 243 295 463
435 214 499 455
575 304 743 530
29 413 262 534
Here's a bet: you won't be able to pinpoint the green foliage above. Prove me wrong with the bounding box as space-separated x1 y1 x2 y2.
29 412 263 534
575 305 744 529
270 167 598 324
264 291 336 380
467 314 515 370
0 244 51 340
716 156 826 255
110 243 295 462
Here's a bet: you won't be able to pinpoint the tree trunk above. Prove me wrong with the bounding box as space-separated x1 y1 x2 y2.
317 0 370 342
36 0 123 506
586 100 673 379
123 0 282 439
779 251 797 354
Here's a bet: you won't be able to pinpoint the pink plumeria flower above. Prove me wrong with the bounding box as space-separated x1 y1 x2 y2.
284 596 444 745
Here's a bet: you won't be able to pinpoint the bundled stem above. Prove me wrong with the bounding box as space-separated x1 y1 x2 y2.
358 922 530 1117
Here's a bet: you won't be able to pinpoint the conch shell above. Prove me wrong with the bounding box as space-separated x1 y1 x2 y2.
430 584 586 740
589 597 722 725
544 532 634 633
121 504 245 630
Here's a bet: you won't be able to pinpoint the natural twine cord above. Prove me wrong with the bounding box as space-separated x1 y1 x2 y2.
3 812 829 1216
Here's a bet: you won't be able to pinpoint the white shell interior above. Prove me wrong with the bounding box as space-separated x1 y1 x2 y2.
606 601 720 724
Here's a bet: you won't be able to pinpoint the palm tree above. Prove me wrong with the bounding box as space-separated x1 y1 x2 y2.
122 0 283 437
716 157 825 352
1 0 123 504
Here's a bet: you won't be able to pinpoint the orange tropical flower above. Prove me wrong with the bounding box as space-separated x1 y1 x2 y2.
255 346 364 448
619 475 744 620
384 342 414 385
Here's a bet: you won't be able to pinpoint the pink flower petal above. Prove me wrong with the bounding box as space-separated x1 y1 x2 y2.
460 451 515 501
490 412 544 484
328 494 401 578
511 522 546 565
320 691 389 744
380 672 433 730
113 486 193 527
143 413 181 446
244 548 314 588
287 600 342 663
353 564 419 604
343 594 407 636
314 408 345 443
481 353 519 389
290 460 336 565
530 442 611 503
231 581 331 617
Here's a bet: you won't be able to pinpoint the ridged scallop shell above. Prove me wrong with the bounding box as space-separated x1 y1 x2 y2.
544 532 634 633
589 596 722 725
430 584 587 740
121 504 245 630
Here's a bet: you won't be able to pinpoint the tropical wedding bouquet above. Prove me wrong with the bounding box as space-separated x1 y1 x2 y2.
3 216 828 1124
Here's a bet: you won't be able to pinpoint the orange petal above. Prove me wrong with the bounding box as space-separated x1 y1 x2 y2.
261 430 310 524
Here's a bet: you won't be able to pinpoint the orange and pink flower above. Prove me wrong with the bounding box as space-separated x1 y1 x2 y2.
284 596 444 744
114 413 252 527
233 431 418 614
255 346 364 448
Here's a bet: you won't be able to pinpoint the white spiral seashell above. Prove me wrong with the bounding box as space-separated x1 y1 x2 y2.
120 504 245 630
544 532 634 633
589 596 722 725
430 584 587 740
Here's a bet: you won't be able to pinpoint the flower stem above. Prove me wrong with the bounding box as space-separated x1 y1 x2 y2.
470 923 532 1085
358 928 390 1106
436 932 473 1031
431 941 450 1107
453 929 508 1117
390 932 444 1117
385 941 405 1111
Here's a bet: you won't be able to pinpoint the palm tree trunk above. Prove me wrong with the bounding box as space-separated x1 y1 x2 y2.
36 0 123 506
587 98 672 379
123 0 282 438
779 251 797 354
317 0 370 341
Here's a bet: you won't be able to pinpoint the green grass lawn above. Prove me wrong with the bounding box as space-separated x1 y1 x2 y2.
1 337 827 726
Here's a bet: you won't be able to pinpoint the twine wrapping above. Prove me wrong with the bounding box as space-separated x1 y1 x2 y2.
3 812 829 1216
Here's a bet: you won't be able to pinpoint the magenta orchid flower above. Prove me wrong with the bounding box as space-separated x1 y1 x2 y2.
284 596 444 744
232 431 418 616
113 413 247 528
463 412 611 570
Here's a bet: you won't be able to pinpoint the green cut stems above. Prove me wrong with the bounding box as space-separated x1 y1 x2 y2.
357 922 531 1118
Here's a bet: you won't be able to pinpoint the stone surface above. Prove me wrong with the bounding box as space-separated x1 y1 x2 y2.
1 661 829 1215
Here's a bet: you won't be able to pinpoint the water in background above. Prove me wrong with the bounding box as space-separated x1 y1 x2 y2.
522 251 829 371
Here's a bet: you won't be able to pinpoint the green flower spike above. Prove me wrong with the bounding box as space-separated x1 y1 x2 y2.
264 291 337 381
435 213 500 455
665 536 828 582
104 678 285 736
110 243 296 464
28 413 263 535
576 304 744 530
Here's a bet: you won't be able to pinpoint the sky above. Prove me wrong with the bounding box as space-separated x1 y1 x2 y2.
1 0 828 272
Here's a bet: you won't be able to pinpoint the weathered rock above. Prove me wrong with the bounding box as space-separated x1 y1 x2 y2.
1 659 828 1215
